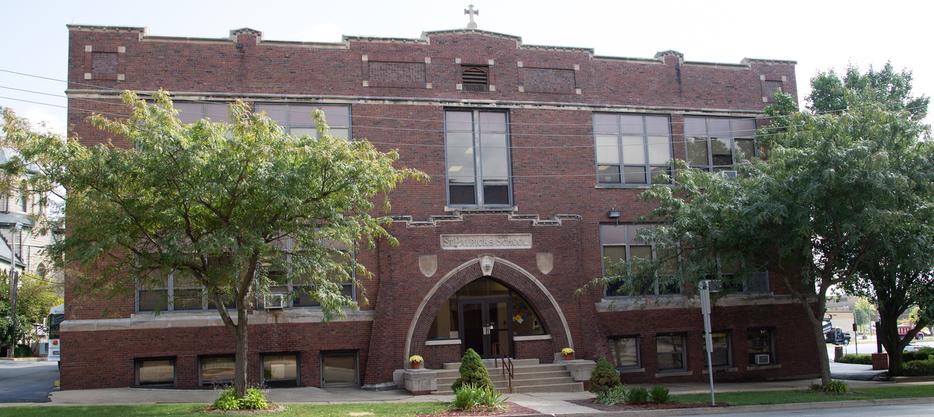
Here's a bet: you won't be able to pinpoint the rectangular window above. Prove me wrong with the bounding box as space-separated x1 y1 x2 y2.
444 110 512 207
600 224 681 296
747 328 776 366
427 298 460 340
137 270 209 312
684 117 757 171
656 333 687 372
255 104 351 139
136 358 175 386
608 336 641 369
763 80 783 101
703 332 732 368
137 272 169 312
199 355 235 386
321 351 359 386
262 353 300 387
175 102 230 124
593 114 672 185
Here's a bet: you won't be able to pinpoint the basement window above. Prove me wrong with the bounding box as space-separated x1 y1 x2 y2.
461 65 490 91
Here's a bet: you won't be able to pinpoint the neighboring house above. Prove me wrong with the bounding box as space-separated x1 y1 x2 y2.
0 148 60 280
61 19 818 391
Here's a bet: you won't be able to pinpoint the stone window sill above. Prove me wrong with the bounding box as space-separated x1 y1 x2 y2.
654 370 694 378
444 206 517 213
747 364 781 371
425 339 461 346
514 334 552 342
618 367 645 374
702 366 738 374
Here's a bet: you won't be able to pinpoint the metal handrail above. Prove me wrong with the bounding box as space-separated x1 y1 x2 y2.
496 354 514 393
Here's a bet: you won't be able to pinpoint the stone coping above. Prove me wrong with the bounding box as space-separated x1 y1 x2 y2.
61 308 374 332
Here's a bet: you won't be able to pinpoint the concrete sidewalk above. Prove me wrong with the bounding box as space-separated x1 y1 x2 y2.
34 379 934 416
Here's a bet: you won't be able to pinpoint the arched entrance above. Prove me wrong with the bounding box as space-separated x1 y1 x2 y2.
405 256 572 363
428 277 545 358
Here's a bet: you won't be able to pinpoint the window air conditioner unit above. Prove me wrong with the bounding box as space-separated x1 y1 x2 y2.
719 170 738 179
754 354 771 365
264 294 287 310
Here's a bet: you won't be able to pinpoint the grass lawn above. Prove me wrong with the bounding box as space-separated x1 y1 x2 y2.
0 402 449 417
673 384 934 406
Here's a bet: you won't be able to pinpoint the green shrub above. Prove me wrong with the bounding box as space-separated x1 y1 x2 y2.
596 385 627 405
902 358 934 376
902 348 934 362
588 357 621 394
452 348 493 392
625 386 649 404
213 388 240 411
451 384 503 411
239 388 269 410
817 380 848 394
649 385 670 403
212 387 269 411
837 354 872 365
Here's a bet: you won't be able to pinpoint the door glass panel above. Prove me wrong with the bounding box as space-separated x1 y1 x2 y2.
462 302 484 355
487 301 511 357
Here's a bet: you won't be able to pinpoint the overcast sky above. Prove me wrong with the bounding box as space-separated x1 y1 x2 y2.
1 0 932 134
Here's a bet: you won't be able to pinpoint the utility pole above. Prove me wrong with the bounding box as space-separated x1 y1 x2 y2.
6 223 20 359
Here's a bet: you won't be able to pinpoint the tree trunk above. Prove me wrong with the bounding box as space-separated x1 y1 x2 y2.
234 298 249 397
802 301 832 385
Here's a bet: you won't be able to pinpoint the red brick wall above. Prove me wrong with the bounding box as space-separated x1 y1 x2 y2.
61 320 371 389
61 25 817 390
514 339 556 364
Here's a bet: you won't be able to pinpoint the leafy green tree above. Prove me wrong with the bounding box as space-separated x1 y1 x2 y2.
0 91 424 396
452 348 493 392
0 273 62 354
853 298 877 333
598 64 932 385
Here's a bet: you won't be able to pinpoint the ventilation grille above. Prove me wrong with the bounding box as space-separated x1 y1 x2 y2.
462 65 489 91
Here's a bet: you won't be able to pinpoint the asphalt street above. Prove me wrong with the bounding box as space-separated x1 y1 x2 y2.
0 361 57 403
679 403 934 417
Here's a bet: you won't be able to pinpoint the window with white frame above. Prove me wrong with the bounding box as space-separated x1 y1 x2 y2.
684 117 757 172
600 224 680 296
444 110 512 207
594 114 672 185
254 104 350 139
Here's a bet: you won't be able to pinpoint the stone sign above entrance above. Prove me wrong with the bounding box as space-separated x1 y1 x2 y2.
440 234 533 250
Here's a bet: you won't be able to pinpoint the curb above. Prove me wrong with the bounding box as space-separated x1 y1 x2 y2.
554 397 934 417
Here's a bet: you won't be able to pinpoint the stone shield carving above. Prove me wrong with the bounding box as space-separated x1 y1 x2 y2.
536 252 554 275
479 255 495 276
418 255 438 278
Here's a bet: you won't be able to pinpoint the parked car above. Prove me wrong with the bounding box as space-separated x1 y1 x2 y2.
825 327 851 345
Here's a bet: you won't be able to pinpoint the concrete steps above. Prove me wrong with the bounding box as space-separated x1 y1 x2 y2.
434 358 584 394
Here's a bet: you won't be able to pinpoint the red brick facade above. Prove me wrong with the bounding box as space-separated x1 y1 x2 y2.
61 25 818 390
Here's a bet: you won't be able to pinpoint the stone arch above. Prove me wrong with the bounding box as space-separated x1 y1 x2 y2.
404 256 573 362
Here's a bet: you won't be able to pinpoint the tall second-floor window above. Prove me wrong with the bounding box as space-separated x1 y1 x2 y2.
594 114 672 185
255 104 350 139
600 224 680 297
684 117 757 172
444 110 512 207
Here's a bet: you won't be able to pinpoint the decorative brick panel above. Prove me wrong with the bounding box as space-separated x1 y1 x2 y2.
367 61 426 88
519 67 576 94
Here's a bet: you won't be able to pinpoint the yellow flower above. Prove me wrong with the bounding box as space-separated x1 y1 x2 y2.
408 354 424 363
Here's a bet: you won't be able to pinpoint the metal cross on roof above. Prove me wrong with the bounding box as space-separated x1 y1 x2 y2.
464 4 479 29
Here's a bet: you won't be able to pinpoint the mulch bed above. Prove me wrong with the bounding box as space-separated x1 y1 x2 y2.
569 399 724 411
419 402 540 416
